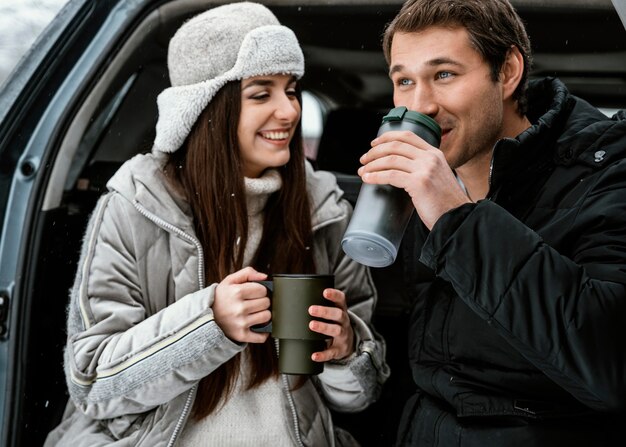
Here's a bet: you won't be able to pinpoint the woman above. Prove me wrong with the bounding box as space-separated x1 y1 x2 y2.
45 2 389 446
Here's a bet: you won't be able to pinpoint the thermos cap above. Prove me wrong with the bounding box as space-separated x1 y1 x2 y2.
381 106 441 139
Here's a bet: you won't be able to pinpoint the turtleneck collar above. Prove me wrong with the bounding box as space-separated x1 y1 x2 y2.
244 169 282 216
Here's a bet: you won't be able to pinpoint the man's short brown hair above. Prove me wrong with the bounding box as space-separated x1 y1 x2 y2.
383 0 532 115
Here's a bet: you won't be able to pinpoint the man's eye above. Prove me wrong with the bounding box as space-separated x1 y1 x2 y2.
397 78 413 86
437 71 453 80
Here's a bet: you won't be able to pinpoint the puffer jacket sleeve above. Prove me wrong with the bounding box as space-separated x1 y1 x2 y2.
64 192 243 420
314 199 390 412
420 158 626 412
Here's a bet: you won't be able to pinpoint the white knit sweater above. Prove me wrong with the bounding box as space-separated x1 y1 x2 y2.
179 169 295 446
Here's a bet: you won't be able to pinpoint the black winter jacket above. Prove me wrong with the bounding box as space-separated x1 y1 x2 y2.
397 78 626 446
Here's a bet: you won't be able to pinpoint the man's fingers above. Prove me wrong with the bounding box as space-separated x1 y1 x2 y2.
361 131 434 163
360 169 412 189
361 141 420 165
358 153 414 176
371 129 431 148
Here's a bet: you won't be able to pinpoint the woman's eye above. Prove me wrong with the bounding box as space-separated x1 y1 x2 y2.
250 93 269 100
286 88 297 97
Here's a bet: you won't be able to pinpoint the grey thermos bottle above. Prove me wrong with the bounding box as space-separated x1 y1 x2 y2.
341 106 441 267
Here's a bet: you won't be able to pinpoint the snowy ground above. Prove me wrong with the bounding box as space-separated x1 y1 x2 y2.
0 0 67 88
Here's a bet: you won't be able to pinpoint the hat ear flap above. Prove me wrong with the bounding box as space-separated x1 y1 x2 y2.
153 78 226 153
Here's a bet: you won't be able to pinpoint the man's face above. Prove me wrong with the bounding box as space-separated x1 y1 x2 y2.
389 26 505 170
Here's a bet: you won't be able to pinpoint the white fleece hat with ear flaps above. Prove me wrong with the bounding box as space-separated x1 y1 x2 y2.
152 2 305 154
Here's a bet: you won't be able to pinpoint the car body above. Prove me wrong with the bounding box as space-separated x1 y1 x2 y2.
0 0 624 445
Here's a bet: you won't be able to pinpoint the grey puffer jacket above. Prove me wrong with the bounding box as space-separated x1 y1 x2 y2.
45 153 389 447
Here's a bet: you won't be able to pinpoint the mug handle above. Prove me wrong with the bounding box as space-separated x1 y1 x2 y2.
250 280 273 333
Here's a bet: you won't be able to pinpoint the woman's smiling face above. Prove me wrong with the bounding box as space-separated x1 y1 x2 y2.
237 74 301 178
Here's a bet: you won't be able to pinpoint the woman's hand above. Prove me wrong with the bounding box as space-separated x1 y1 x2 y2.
308 288 355 362
213 267 271 344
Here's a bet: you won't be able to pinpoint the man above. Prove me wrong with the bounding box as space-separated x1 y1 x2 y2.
358 0 626 445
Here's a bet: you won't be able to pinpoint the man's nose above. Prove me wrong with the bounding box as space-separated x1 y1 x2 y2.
409 86 438 117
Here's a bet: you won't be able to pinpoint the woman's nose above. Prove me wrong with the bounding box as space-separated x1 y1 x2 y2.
274 95 301 122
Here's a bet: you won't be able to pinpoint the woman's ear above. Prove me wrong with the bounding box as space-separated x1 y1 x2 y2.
500 45 525 100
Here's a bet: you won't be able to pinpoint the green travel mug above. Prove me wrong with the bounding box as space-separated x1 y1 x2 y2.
251 274 333 375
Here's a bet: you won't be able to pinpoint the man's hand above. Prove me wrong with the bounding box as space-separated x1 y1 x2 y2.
358 130 471 230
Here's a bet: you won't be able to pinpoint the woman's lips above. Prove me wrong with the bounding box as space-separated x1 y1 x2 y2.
259 130 290 140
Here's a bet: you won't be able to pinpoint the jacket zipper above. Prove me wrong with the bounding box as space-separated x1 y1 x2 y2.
488 153 494 194
133 200 204 447
133 200 205 289
275 339 305 447
167 384 196 447
487 138 513 199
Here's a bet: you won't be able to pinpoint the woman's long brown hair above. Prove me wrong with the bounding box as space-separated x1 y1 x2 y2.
165 81 315 419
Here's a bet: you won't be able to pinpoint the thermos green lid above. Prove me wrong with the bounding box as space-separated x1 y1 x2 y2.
381 106 441 138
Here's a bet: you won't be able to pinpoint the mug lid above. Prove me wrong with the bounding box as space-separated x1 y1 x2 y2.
381 106 441 138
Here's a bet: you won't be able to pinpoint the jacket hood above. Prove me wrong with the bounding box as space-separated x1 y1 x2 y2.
106 153 347 232
106 153 194 231
491 77 626 193
526 77 626 164
304 161 348 230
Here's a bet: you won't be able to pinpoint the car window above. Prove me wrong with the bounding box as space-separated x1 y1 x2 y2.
302 90 325 160
0 0 68 91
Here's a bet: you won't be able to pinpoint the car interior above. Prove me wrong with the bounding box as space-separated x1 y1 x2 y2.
16 0 626 445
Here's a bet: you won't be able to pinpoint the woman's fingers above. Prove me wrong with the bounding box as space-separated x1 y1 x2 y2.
308 288 354 361
214 267 271 343
222 266 268 285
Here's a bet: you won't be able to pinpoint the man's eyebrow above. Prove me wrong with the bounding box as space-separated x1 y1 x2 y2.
389 64 406 77
428 57 463 67
389 58 463 77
